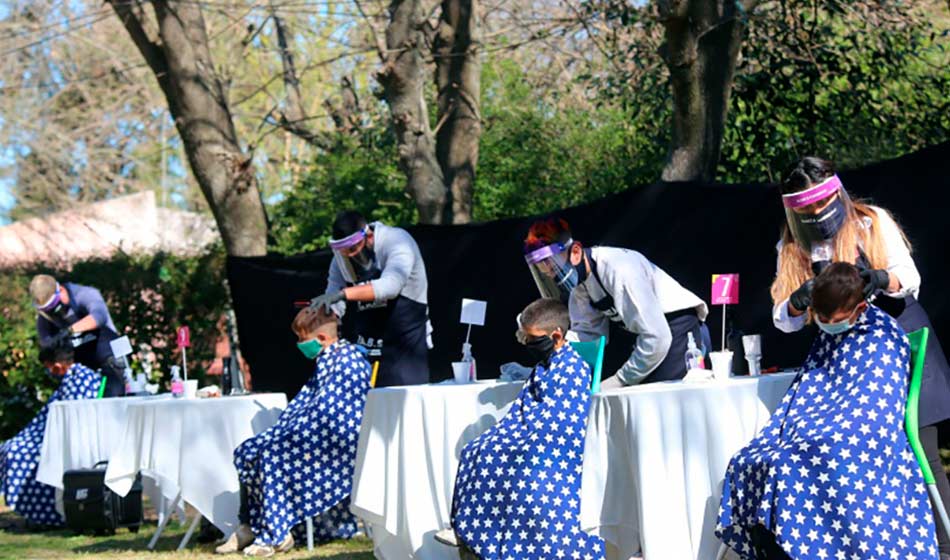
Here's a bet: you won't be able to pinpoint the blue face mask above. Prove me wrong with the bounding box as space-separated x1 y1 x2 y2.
296 338 324 360
816 305 862 336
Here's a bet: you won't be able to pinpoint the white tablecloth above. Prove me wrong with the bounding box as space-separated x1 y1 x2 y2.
104 393 287 534
36 395 172 488
350 380 523 560
580 373 797 560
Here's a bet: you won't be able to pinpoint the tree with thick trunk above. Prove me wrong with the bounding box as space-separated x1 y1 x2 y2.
434 0 481 224
374 0 447 224
107 0 268 256
360 0 481 224
658 0 758 183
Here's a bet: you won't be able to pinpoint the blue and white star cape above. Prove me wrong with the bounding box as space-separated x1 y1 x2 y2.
451 344 605 560
717 304 938 560
233 340 372 546
0 363 101 526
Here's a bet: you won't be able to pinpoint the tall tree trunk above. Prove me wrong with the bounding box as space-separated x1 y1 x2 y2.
378 0 447 224
434 0 481 224
108 0 268 256
659 0 757 183
271 9 337 149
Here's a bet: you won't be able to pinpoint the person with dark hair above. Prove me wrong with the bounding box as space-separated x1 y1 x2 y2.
770 156 950 557
718 263 939 560
218 306 372 556
521 216 710 387
437 298 605 560
308 210 431 388
29 274 125 397
0 339 101 528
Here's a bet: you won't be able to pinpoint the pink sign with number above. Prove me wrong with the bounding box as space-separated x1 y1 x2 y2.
711 274 740 305
177 326 191 348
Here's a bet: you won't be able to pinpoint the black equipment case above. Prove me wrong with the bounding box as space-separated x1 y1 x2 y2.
62 461 142 535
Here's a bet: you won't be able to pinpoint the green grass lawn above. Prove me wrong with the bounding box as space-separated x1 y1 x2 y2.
0 510 374 560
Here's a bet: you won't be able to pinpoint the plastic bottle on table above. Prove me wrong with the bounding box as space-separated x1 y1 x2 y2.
170 365 184 398
685 331 705 371
123 365 134 396
462 343 477 382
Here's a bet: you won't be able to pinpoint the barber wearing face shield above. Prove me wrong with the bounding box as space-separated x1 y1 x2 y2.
310 210 431 388
771 156 950 559
29 274 126 397
523 217 711 388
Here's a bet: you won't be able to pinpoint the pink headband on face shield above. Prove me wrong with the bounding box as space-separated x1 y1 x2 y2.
35 284 62 311
524 239 572 264
782 175 842 209
328 228 367 251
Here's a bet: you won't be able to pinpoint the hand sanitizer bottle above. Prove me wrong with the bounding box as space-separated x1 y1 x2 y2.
170 365 184 398
685 332 705 371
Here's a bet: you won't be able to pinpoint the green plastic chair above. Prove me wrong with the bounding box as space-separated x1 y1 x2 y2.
905 327 950 538
570 336 606 394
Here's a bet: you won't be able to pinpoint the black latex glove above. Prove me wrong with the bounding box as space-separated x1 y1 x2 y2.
50 328 73 348
309 291 346 314
789 279 815 313
860 268 890 299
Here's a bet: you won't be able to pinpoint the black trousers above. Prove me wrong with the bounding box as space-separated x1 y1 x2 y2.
749 524 792 560
922 423 950 554
238 483 250 525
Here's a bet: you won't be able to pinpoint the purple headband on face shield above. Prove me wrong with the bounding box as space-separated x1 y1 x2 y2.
35 285 62 311
524 240 571 264
782 175 842 209
328 228 367 251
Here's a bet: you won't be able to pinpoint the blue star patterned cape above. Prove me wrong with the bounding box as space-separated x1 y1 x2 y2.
451 344 605 560
233 340 372 546
717 304 938 560
0 363 101 526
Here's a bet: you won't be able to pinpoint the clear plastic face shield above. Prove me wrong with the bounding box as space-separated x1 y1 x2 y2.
524 240 578 302
329 226 376 284
783 174 854 255
34 284 69 323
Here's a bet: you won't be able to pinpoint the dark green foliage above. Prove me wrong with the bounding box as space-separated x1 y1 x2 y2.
268 57 662 250
719 1 950 181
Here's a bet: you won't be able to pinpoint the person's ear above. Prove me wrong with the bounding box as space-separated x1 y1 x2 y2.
854 301 868 318
365 228 375 247
569 241 583 266
315 332 330 346
551 328 564 347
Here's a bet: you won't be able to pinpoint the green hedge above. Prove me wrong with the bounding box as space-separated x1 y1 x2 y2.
0 248 228 439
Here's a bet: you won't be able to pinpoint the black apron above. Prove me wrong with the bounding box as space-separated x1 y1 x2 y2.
875 294 950 427
59 286 125 397
588 256 708 384
853 248 950 426
347 274 430 388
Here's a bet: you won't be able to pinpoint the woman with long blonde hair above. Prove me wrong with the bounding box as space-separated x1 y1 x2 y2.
771 156 950 559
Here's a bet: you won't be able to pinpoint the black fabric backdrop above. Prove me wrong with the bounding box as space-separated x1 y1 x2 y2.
228 142 950 399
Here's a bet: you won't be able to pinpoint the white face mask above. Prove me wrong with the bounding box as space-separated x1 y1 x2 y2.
816 304 863 336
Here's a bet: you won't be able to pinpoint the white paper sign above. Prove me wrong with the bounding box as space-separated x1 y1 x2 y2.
460 299 487 326
110 336 133 358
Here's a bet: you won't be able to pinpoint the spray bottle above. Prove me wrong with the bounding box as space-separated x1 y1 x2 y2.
685 331 705 371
